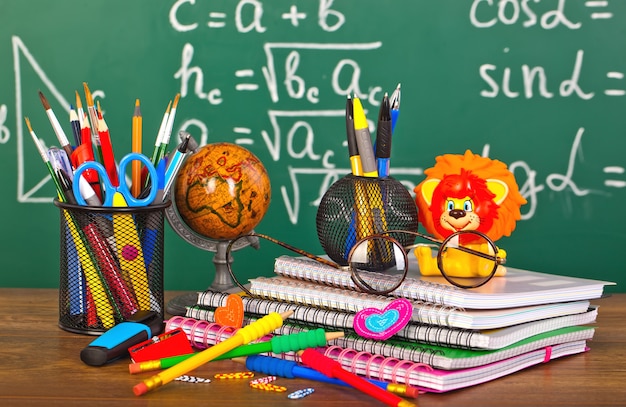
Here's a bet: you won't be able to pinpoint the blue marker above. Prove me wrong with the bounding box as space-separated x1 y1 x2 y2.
80 310 162 366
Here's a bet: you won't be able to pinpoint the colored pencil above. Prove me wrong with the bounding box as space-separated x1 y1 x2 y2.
83 82 103 162
69 105 81 146
75 90 85 127
96 104 119 187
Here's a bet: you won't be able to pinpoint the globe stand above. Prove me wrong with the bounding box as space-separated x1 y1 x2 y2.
163 195 259 316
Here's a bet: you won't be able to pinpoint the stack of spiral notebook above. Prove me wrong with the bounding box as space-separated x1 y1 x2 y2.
179 255 613 393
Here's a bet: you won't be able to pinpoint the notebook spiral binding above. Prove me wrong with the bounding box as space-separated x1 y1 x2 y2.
273 255 461 305
165 315 434 379
193 290 478 349
248 276 466 325
181 307 465 370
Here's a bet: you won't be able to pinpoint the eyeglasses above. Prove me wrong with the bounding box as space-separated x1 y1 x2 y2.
225 229 505 296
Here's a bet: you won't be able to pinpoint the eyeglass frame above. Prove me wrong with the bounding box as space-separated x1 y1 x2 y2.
225 228 506 296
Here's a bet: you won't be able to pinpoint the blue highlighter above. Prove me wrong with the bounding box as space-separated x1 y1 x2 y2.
80 310 163 366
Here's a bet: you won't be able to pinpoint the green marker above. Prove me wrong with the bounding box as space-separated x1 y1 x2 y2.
128 328 343 374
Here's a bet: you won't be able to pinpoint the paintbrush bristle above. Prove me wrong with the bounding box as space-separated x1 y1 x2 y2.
38 91 51 110
172 93 181 108
24 116 33 132
83 82 94 106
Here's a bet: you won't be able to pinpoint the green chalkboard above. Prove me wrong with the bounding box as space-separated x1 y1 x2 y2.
0 0 624 293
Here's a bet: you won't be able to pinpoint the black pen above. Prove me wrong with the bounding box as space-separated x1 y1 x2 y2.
375 93 392 177
58 169 78 205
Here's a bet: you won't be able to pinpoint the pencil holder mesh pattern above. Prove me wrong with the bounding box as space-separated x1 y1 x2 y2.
55 200 170 335
316 174 418 269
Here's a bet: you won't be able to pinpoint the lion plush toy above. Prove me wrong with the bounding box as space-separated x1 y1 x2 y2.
414 150 527 277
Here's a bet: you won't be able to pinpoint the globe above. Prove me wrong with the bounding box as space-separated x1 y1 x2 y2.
174 142 271 241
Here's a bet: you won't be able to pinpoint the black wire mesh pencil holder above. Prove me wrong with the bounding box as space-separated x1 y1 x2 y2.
55 199 170 335
316 174 419 270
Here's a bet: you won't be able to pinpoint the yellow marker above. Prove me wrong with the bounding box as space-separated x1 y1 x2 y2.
112 192 151 310
63 211 116 328
352 97 378 177
133 311 292 396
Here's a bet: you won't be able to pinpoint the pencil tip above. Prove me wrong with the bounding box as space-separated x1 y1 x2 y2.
279 310 294 319
75 90 83 109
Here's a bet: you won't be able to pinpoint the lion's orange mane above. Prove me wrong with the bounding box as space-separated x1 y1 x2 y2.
415 150 527 241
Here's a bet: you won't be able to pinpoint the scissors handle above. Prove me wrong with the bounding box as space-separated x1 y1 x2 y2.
118 153 158 207
73 153 158 207
73 161 112 206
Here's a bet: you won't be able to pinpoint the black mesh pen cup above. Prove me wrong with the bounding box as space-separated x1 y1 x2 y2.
54 199 170 335
316 174 419 269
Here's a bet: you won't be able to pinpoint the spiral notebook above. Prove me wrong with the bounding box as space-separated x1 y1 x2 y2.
165 315 591 391
191 290 598 349
248 276 591 330
302 340 590 393
273 255 614 309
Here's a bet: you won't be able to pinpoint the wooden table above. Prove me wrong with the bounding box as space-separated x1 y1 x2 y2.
0 289 624 406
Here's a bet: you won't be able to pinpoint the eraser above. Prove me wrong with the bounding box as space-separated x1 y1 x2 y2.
133 382 148 396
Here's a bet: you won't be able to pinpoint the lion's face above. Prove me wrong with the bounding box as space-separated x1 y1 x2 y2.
439 197 481 233
415 150 527 242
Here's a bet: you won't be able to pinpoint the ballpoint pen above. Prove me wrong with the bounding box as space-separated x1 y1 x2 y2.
376 93 392 177
389 83 401 134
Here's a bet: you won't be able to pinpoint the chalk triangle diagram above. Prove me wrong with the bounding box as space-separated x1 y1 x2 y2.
13 35 70 203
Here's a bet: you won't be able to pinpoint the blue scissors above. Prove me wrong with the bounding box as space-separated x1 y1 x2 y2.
72 153 158 207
